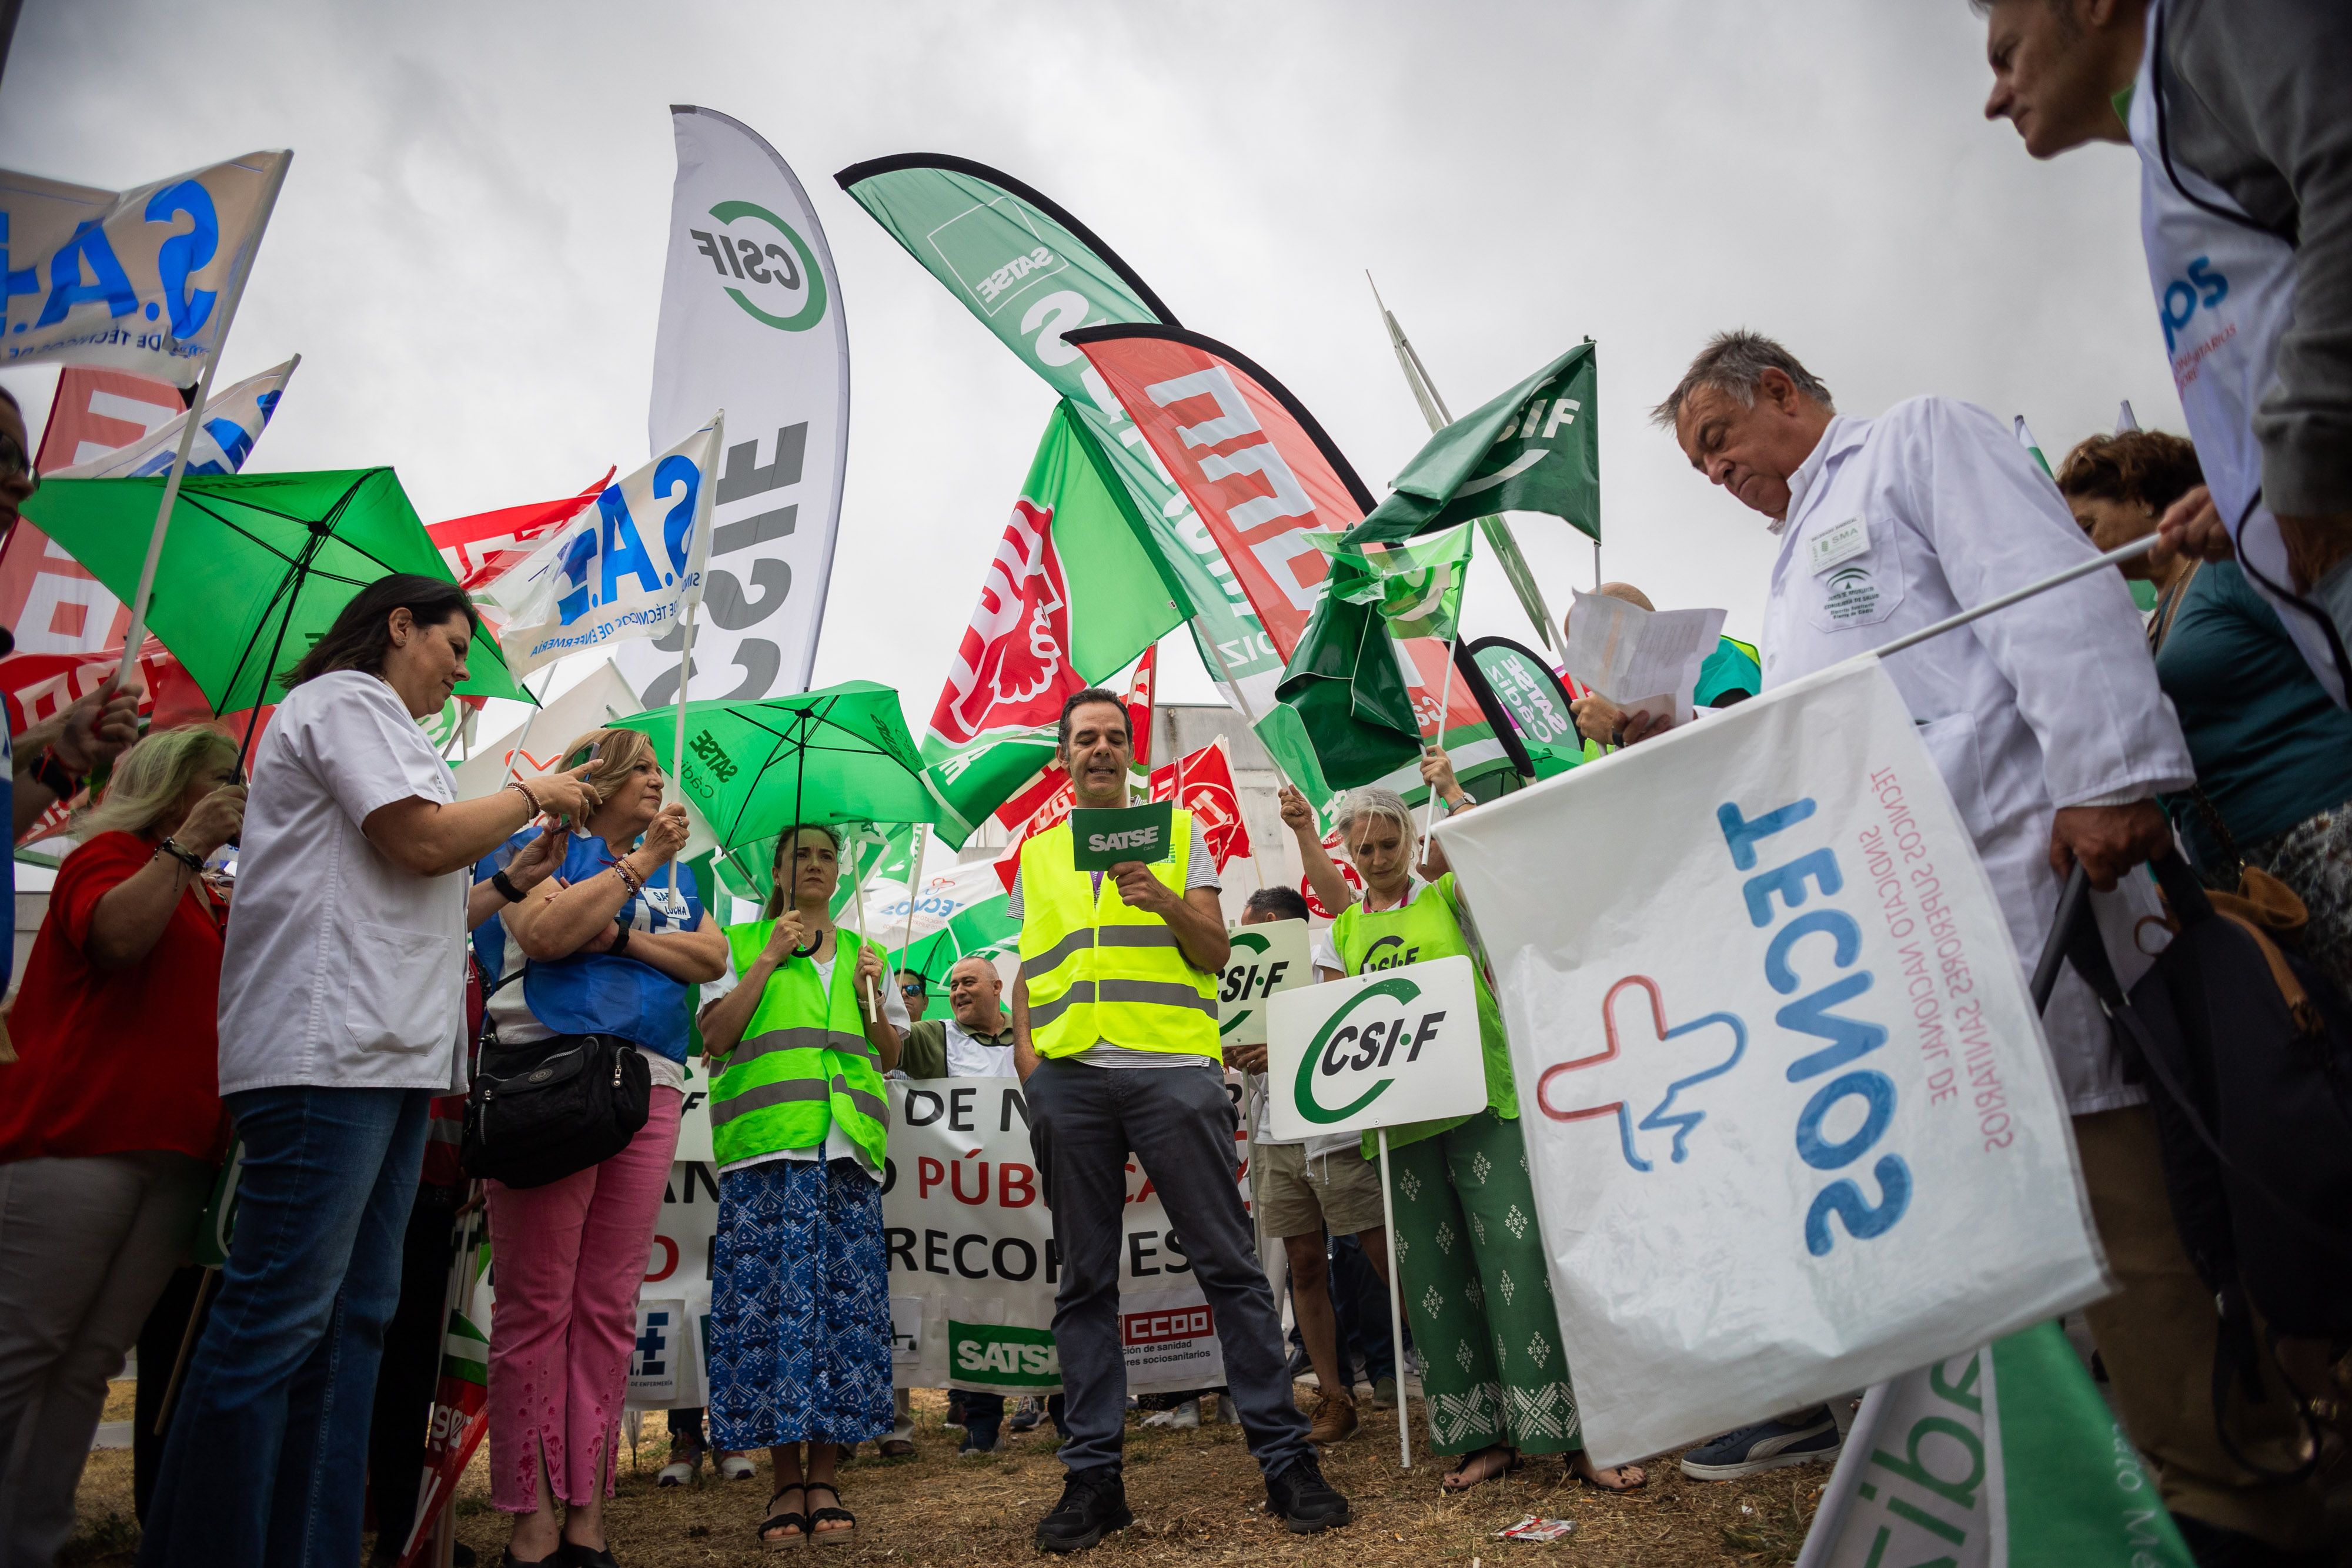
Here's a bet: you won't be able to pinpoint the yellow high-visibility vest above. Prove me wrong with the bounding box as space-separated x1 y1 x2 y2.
1017 810 1218 1058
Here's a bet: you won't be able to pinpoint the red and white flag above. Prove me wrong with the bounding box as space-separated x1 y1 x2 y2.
1150 738 1251 870
988 650 1161 891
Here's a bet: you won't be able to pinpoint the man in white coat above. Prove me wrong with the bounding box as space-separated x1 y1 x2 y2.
1646 332 2326 1550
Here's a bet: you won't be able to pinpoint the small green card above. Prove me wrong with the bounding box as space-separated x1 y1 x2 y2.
1070 801 1175 872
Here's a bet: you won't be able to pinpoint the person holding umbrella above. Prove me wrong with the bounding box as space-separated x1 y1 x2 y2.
140 575 597 1568
697 824 907 1549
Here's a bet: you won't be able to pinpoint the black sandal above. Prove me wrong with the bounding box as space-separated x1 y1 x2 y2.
804 1482 857 1547
759 1486 808 1552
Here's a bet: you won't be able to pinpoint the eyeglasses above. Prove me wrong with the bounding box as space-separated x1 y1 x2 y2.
898 984 925 997
0 431 37 496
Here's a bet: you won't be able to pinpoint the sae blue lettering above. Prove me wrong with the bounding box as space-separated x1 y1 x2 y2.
38 220 136 327
598 487 665 600
144 179 219 339
654 453 702 577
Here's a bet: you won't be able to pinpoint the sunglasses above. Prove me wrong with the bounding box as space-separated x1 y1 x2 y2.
898 983 925 997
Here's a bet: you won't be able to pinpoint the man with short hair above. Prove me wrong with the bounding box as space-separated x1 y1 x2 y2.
896 968 932 1024
1977 0 2352 700
1227 880 1391 1445
1013 689 1349 1549
899 955 1013 1080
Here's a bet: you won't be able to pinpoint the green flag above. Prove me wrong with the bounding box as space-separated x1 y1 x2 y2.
917 402 1183 844
1273 592 1422 792
1312 521 1475 643
1346 342 1601 547
836 156 1331 799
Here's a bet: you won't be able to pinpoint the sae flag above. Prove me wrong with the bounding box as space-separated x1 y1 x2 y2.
1 151 289 384
489 414 723 677
52 357 298 479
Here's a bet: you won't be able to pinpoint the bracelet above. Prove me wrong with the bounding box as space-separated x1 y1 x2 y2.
611 859 646 897
32 748 81 800
610 922 633 957
492 869 526 903
156 837 205 873
503 778 542 814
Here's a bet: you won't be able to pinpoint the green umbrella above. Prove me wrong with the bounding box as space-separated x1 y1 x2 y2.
25 470 525 726
608 680 945 852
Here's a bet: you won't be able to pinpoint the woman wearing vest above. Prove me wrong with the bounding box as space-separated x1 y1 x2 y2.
698 825 907 1549
474 727 725 1568
1295 764 1645 1495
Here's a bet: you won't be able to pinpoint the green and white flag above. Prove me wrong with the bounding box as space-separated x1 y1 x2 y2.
1798 1323 2192 1568
1348 341 1601 547
1311 521 1475 643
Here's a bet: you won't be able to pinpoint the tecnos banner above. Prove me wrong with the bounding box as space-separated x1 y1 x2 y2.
1435 657 2109 1468
642 107 849 704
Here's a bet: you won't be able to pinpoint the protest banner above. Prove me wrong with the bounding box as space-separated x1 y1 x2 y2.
1218 916 1312 1049
1434 657 2110 1468
485 417 721 677
639 107 847 706
1796 1324 2191 1567
1 151 288 382
394 1305 490 1568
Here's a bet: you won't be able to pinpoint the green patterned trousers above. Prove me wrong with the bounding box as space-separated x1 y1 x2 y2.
1387 1108 1583 1456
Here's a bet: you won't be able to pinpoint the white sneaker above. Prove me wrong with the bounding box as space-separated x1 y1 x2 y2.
1142 1399 1201 1429
717 1453 757 1481
656 1449 700 1487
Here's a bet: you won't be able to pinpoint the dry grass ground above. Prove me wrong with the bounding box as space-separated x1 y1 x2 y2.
68 1385 1825 1568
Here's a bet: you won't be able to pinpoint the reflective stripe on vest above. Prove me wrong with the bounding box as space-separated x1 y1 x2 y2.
1016 810 1219 1058
710 921 890 1171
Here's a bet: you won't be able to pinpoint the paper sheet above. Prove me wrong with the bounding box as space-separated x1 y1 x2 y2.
1560 590 1726 727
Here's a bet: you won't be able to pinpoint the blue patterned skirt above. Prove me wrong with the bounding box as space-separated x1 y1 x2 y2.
707 1158 893 1450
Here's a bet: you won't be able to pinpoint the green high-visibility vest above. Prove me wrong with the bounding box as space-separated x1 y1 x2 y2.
1330 871 1516 1152
710 921 889 1174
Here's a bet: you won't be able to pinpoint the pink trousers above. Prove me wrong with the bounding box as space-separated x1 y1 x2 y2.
485 1086 680 1511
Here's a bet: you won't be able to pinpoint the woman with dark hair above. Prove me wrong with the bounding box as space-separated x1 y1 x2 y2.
472 727 724 1568
2058 432 2352 995
697 825 904 1547
139 574 599 1568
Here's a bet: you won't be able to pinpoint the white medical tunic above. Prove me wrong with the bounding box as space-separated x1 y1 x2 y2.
1759 399 2196 1115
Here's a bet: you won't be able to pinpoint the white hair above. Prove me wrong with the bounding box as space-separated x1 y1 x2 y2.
1332 785 1416 851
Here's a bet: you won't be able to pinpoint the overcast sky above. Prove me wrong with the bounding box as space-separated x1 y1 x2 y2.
0 0 2176 721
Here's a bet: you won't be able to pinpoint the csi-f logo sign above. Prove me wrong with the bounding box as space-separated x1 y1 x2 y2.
689 200 827 332
1295 977 1447 1124
1266 954 1484 1141
1219 919 1311 1048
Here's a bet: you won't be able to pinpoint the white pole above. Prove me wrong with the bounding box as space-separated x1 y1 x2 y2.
497 668 556 787
1592 536 1601 590
1866 536 2156 661
849 855 879 1023
1419 637 1461 840
665 594 699 894
897 823 927 962
1377 1126 1411 1470
106 152 293 698
1790 1382 1891 1568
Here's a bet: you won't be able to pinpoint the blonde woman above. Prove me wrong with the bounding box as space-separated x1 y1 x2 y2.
472 726 725 1568
699 825 905 1548
1284 764 1644 1496
0 726 244 1566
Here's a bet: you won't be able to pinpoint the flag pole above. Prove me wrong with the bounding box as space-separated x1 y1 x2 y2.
1421 638 1461 841
106 152 293 701
497 667 555 787
897 824 927 960
1863 536 2154 662
1377 1126 1412 1470
664 596 699 895
849 846 879 1023
1790 1383 1890 1568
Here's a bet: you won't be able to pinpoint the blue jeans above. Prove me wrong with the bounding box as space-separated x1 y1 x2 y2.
139 1086 431 1568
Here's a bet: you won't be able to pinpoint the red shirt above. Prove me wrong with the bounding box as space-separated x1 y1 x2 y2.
0 831 229 1163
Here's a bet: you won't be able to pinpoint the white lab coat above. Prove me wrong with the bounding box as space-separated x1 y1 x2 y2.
1759 399 2196 1116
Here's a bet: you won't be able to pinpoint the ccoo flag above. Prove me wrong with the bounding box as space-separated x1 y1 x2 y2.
1 151 289 383
1348 341 1600 547
642 108 848 704
485 416 723 677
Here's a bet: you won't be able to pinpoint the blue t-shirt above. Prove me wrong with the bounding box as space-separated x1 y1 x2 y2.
471 828 705 1063
2155 561 2352 863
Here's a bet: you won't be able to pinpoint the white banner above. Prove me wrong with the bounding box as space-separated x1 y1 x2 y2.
1264 954 1486 1142
51 357 298 479
489 417 721 677
1435 658 2109 1467
636 106 850 706
1218 917 1312 1048
1 150 289 382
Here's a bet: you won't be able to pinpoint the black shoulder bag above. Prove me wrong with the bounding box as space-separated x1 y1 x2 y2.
460 956 652 1190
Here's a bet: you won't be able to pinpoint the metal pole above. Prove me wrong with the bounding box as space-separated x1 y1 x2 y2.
107 152 293 698
497 668 555 787
1592 537 1601 590
1420 639 1461 840
1377 1126 1411 1470
665 593 699 894
1867 537 2156 663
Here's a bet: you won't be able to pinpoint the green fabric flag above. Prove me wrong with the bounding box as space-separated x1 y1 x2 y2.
26 470 524 713
1347 342 1601 547
836 156 1331 801
608 681 941 851
892 893 1018 985
1312 521 1475 643
1694 634 1762 708
1809 1322 2193 1566
918 402 1184 844
1273 593 1422 791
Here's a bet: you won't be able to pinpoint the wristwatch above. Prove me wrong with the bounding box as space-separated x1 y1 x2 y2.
492 869 527 903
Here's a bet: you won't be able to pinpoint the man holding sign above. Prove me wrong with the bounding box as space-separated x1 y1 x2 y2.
1011 690 1351 1549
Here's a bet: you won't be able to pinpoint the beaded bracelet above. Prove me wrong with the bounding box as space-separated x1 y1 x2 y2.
503 778 542 814
612 858 646 897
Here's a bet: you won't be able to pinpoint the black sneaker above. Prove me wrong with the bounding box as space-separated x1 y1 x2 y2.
1265 1453 1351 1534
1034 1466 1132 1553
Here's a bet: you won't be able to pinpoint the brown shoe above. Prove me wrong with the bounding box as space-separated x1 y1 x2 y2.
1308 1392 1360 1445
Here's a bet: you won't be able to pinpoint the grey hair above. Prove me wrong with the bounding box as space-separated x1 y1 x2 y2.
1332 785 1416 851
1650 330 1835 429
